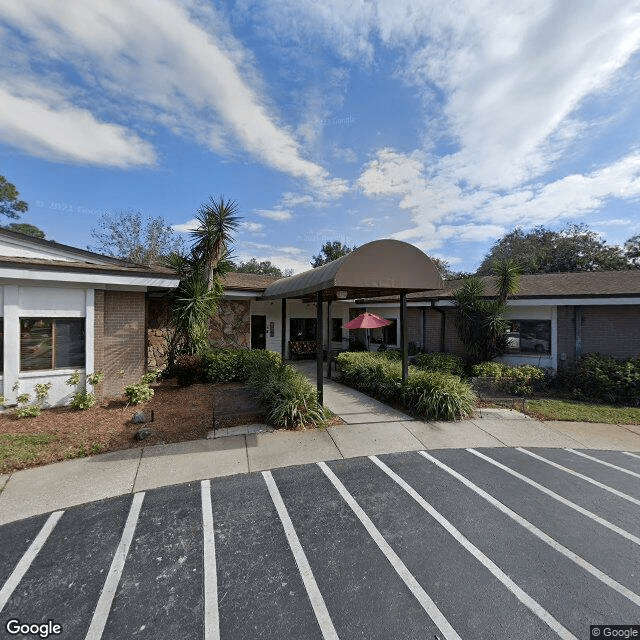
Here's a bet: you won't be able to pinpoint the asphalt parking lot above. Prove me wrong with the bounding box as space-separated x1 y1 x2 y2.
0 447 639 640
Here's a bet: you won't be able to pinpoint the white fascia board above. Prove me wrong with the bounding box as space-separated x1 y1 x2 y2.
0 266 179 290
224 291 262 299
430 297 640 307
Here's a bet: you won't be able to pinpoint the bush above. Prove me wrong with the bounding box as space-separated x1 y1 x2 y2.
124 383 154 405
403 370 476 420
15 404 41 418
241 351 324 429
70 390 96 410
202 349 248 383
140 370 160 385
173 354 204 386
472 362 546 396
337 352 476 420
568 353 640 405
415 353 464 376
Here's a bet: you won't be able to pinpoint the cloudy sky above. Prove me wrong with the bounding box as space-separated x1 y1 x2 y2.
2 0 640 273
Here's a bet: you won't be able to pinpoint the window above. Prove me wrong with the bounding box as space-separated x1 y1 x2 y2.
331 318 343 342
506 320 551 355
20 318 85 371
370 319 397 346
289 318 317 342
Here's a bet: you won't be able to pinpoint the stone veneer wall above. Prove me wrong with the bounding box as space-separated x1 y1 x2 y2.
208 300 251 348
146 298 252 370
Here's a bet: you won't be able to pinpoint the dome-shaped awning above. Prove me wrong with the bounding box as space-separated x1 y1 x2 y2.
260 239 444 301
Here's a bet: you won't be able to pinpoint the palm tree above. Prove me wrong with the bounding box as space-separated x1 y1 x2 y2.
190 196 241 290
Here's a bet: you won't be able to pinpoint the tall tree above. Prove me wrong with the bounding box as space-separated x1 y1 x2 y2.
90 210 183 265
0 176 28 219
311 241 355 267
235 258 292 277
190 196 241 289
454 260 521 365
4 223 45 238
476 224 628 275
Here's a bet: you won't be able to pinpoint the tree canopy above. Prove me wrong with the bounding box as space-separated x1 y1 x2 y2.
476 224 629 275
235 258 292 277
311 241 355 267
0 176 28 220
90 210 184 265
3 223 45 238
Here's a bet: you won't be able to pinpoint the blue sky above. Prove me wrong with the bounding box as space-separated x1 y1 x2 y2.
1 1 640 273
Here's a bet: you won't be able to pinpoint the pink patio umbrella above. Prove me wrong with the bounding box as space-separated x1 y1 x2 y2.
343 312 392 350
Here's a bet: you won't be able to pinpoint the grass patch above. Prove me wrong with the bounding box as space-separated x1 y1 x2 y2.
0 433 56 472
525 398 640 424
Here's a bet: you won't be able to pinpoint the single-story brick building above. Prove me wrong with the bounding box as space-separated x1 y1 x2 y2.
212 269 640 373
0 229 178 405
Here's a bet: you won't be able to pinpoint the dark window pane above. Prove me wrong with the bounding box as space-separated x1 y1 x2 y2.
290 318 317 341
55 319 85 368
506 320 551 354
331 318 343 342
21 318 53 371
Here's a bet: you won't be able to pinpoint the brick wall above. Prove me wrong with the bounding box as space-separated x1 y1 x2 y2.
94 290 146 398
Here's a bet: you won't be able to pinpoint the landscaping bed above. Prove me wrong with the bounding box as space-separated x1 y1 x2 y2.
0 379 212 474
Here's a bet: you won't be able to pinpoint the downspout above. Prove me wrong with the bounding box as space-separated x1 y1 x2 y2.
431 301 446 352
574 305 582 363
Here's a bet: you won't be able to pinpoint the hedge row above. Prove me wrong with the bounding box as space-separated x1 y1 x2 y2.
472 361 546 396
336 352 475 421
173 349 326 429
559 353 640 405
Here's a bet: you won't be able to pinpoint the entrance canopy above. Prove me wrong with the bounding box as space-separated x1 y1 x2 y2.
259 239 444 404
260 239 443 301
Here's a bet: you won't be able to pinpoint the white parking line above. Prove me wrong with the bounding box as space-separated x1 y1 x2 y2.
263 471 339 640
516 448 640 507
0 511 63 614
566 449 640 480
85 492 145 640
467 449 640 546
201 480 220 640
624 451 640 461
418 451 640 608
317 461 463 640
371 455 579 640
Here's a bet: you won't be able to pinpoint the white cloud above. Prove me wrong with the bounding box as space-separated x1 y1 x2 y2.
0 0 334 183
172 218 198 233
238 242 310 272
0 83 155 167
255 208 293 221
240 221 265 233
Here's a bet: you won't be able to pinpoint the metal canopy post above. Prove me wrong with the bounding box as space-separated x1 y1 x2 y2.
400 290 408 383
326 299 332 379
316 291 324 405
281 298 287 361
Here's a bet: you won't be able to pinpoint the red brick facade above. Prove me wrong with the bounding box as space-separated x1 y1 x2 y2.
94 290 146 398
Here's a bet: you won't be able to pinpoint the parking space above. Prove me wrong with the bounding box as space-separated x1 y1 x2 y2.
0 448 639 639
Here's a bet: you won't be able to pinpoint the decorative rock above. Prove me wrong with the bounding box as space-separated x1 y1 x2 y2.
132 411 149 424
135 427 155 440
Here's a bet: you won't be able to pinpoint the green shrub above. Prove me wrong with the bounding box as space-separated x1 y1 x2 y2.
16 404 41 418
173 354 204 386
472 362 546 396
202 349 248 383
415 353 464 376
240 351 324 429
124 383 154 405
87 371 105 387
66 371 81 386
403 370 476 420
70 390 96 410
34 382 52 402
140 370 159 385
568 353 640 405
337 352 476 420
16 393 30 405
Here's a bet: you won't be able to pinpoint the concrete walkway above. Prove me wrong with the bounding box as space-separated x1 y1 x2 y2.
1 365 640 525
